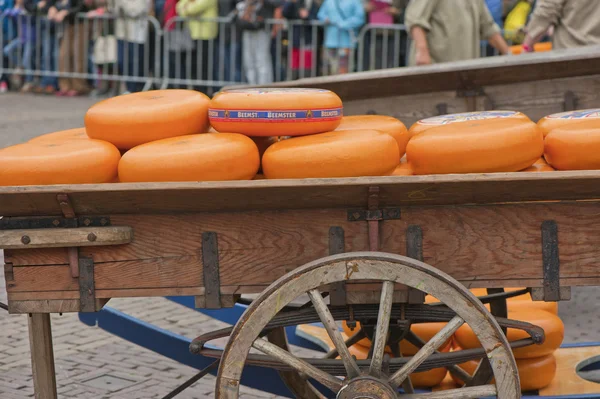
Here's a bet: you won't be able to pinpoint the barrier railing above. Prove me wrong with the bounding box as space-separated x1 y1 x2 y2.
1 12 515 96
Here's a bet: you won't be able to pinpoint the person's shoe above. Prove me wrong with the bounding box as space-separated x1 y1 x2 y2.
20 82 35 93
56 90 68 96
0 81 7 93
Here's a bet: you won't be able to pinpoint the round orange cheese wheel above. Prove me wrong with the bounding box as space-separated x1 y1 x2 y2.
208 88 343 136
454 309 564 359
544 124 600 170
468 288 558 315
538 109 600 137
409 111 531 137
407 119 543 175
452 354 556 391
85 90 210 150
336 115 408 160
118 133 259 182
28 128 88 144
521 157 555 172
346 343 447 388
262 130 399 179
0 140 120 186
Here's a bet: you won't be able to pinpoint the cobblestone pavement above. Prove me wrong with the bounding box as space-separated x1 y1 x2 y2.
2 93 600 398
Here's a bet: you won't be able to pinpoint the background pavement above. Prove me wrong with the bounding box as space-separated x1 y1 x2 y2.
1 93 600 398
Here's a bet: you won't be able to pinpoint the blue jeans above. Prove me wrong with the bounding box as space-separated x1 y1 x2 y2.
117 40 145 93
40 21 58 88
4 37 35 82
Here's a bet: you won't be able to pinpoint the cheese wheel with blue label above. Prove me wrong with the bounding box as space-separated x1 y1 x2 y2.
119 134 259 182
0 140 120 186
545 124 600 170
407 119 543 175
538 109 600 137
29 128 88 144
409 111 531 137
85 90 211 150
209 88 343 136
262 130 399 179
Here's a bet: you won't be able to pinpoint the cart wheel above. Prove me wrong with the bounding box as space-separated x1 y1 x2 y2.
216 252 520 398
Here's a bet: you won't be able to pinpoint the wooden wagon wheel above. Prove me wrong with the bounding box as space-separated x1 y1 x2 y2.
215 252 521 398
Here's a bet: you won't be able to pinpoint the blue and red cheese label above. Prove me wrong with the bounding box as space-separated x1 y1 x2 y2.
208 108 343 123
545 109 600 120
417 111 521 125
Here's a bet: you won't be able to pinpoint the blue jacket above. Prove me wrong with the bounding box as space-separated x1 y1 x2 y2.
317 0 365 49
0 0 14 40
485 0 503 27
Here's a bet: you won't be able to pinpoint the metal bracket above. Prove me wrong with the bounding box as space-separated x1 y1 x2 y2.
79 256 96 312
406 225 426 304
201 232 222 309
0 216 111 230
564 91 578 112
347 208 401 222
532 220 571 302
329 226 347 306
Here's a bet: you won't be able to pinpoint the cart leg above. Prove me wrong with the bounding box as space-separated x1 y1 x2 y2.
28 313 57 399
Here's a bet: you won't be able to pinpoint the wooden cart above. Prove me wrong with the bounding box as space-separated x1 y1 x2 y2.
2 47 600 399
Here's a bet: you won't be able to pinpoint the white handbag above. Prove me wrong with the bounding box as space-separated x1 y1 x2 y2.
93 35 118 65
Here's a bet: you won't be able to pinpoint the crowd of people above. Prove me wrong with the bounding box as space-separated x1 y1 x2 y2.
1 0 599 97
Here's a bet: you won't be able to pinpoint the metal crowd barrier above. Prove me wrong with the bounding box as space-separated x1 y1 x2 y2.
1 12 515 96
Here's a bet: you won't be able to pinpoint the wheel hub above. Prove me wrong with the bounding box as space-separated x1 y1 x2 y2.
337 376 398 399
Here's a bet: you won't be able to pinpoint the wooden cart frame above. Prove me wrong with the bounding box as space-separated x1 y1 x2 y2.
3 47 600 398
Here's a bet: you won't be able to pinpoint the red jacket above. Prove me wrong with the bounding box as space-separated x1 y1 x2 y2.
163 0 178 30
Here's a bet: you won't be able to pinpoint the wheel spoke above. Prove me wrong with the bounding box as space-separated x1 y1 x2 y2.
308 289 361 378
252 338 343 392
324 329 366 359
388 316 464 388
369 281 395 377
400 384 496 399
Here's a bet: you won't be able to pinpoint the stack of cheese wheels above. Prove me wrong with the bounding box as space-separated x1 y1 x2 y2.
537 109 600 137
209 88 343 136
85 90 211 150
406 116 543 175
336 115 409 161
451 354 556 391
466 288 558 315
453 309 563 390
342 321 450 388
262 130 399 179
118 134 260 182
521 157 555 172
343 325 448 388
0 140 120 186
29 128 88 143
538 109 600 170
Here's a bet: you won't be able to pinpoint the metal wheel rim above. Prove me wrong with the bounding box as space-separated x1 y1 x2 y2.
216 252 520 398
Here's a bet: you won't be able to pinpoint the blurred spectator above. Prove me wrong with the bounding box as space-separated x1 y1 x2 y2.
405 0 509 66
317 0 365 75
176 0 217 93
27 0 59 94
162 0 194 88
522 1 600 51
236 0 283 85
213 0 242 88
112 0 152 93
49 0 93 96
361 0 407 70
3 0 37 92
0 0 14 92
282 0 320 79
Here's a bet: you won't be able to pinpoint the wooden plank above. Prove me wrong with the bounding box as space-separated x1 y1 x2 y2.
269 46 600 100
0 226 133 249
11 299 106 314
28 313 57 399
5 172 600 216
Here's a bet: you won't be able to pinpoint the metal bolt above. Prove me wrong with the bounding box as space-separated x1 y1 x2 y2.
87 233 97 242
100 218 108 225
21 236 31 245
83 218 91 226
52 219 60 226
